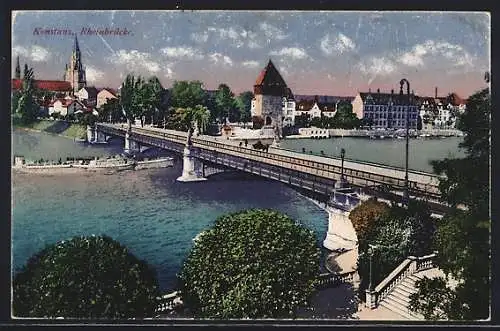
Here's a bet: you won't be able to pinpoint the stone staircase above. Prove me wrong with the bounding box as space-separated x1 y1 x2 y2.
378 267 445 320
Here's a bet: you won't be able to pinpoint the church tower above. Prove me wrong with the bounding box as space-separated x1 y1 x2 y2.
253 60 291 137
15 56 21 79
64 36 86 95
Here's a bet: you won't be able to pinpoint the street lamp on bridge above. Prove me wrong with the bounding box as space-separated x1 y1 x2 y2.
340 148 346 187
399 79 411 207
368 244 378 291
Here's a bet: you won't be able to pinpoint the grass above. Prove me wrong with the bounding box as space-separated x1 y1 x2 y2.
13 118 87 140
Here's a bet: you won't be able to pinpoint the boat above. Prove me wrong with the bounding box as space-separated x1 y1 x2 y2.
134 157 174 170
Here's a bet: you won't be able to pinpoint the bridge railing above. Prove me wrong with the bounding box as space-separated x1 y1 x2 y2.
316 270 359 289
98 124 442 200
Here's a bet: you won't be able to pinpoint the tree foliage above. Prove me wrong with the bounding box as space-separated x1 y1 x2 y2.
348 198 390 242
215 83 236 123
16 65 38 124
333 102 361 129
170 80 206 109
410 88 490 320
98 98 123 123
13 235 160 318
179 209 320 319
235 91 253 123
357 200 436 294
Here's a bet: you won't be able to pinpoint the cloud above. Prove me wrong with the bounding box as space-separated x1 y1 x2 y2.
398 40 475 68
13 45 51 62
241 60 260 68
85 65 105 83
259 22 287 40
190 31 209 43
110 49 164 75
320 33 356 55
270 47 309 60
209 53 233 66
207 26 260 49
160 46 204 60
358 56 396 84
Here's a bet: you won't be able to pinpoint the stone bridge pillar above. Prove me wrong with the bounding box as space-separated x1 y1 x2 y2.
86 125 95 143
323 206 358 252
124 131 140 154
177 129 207 182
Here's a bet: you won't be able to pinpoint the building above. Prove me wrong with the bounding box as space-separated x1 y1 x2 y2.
251 60 293 137
351 88 419 130
77 86 98 107
49 98 85 117
63 36 87 95
96 88 118 108
294 98 337 120
416 88 467 130
282 94 296 127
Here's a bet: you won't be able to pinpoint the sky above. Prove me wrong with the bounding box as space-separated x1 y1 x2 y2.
12 11 490 98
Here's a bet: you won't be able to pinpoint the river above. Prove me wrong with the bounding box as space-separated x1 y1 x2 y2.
11 129 464 293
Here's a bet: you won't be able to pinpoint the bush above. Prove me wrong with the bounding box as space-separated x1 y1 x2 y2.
179 209 320 319
13 235 160 318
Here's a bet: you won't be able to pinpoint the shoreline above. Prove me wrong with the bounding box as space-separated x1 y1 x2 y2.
13 121 87 141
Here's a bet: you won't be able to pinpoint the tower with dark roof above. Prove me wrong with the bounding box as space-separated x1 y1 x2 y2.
64 36 86 95
252 60 290 136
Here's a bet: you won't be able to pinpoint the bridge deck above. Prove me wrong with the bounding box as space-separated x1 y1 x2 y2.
97 123 443 201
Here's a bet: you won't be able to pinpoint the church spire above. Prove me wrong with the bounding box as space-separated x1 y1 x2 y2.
15 56 21 79
74 35 80 54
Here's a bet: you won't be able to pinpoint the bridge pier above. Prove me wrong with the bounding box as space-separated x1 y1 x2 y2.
124 131 141 154
86 125 95 143
323 207 358 252
177 145 207 182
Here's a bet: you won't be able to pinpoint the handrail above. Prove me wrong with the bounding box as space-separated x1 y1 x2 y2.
316 270 357 289
155 290 183 313
368 253 437 308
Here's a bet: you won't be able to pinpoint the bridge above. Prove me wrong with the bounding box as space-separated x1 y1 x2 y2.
93 122 449 253
95 123 443 201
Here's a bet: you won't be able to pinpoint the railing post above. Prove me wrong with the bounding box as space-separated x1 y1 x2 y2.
365 289 378 309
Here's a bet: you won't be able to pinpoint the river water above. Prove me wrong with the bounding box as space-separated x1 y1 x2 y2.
11 129 464 293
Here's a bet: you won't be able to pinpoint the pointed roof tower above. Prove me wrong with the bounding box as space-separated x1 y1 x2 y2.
15 56 21 79
74 35 81 54
254 59 289 96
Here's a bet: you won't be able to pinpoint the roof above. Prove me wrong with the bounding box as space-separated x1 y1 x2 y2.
295 95 355 103
81 86 98 97
254 60 289 96
359 91 414 106
12 79 72 92
296 100 336 112
97 87 118 97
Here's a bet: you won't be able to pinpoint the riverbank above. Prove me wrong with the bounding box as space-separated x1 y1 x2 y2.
13 119 87 140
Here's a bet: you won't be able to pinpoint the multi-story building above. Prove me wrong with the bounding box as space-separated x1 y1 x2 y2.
417 88 467 130
351 88 419 130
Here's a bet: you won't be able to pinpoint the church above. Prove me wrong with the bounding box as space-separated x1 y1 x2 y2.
12 36 87 96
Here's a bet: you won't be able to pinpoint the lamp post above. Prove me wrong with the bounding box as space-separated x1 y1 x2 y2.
368 244 378 291
340 148 346 186
399 79 411 206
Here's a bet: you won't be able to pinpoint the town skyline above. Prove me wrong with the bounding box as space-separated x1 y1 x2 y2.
12 11 490 98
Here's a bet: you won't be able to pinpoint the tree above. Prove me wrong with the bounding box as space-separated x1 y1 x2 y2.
235 91 253 123
410 88 490 320
16 65 38 124
179 209 320 319
13 235 160 318
357 200 436 294
348 198 390 242
142 76 163 125
215 83 236 123
333 102 360 129
294 113 310 128
170 81 206 110
98 98 122 123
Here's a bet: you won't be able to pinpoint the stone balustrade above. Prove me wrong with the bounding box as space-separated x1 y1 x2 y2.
365 253 437 309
